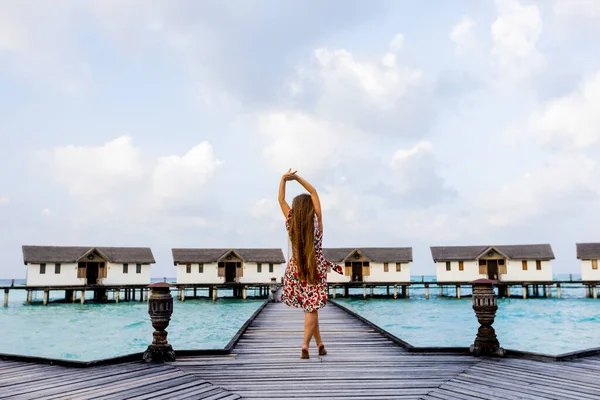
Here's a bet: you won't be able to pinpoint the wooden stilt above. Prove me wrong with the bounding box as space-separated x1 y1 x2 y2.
43 290 49 306
370 286 374 297
393 284 397 299
405 286 410 298
522 285 527 299
132 288 136 301
332 286 336 299
194 288 197 298
456 285 461 299
181 288 185 302
144 289 148 301
212 286 217 301
27 290 32 305
543 285 547 297
593 285 598 299
363 285 367 300
401 286 406 297
425 284 430 300
242 286 247 300
80 290 85 304
3 289 8 307
439 286 443 296
344 286 349 297
585 285 591 298
116 289 120 303
547 285 552 298
557 283 562 299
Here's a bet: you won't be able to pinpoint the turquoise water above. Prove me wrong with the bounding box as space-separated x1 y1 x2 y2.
0 279 264 361
2 275 598 359
335 275 600 355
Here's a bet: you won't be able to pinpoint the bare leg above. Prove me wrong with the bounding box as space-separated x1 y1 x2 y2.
313 315 323 346
303 310 318 349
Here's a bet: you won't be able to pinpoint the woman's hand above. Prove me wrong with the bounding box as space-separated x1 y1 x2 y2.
282 168 298 181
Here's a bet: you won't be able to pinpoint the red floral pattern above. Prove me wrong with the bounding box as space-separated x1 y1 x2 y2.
281 209 343 313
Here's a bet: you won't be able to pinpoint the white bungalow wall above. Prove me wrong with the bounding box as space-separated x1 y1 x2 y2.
581 260 600 281
327 269 350 283
26 263 84 286
436 261 483 282
364 262 411 283
502 260 552 281
176 263 222 284
103 262 151 285
175 262 284 284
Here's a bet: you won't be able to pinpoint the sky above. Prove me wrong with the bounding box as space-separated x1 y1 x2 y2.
1 0 600 279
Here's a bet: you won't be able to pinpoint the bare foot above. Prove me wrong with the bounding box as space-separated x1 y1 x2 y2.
300 345 309 359
318 343 327 356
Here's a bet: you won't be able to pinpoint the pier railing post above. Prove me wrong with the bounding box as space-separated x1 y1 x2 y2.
3 289 8 307
143 282 176 363
469 279 505 357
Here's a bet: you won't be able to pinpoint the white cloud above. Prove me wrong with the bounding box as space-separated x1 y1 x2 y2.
450 17 477 56
0 197 9 206
491 0 545 80
152 142 223 206
37 135 144 198
527 71 600 148
553 0 600 19
257 111 363 175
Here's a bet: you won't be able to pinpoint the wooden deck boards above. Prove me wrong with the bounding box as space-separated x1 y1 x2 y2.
2 300 599 399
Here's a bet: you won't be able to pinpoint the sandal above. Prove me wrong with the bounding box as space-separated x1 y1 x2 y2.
300 347 309 359
317 343 327 356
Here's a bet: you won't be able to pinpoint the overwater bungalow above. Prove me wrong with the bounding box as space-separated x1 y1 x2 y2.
322 247 413 283
431 244 554 283
576 242 600 282
172 248 286 285
22 245 155 287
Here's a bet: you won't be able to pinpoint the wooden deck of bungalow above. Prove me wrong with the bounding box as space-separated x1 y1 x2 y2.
2 300 600 399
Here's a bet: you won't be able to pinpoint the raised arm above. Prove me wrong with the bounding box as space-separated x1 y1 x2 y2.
278 169 294 217
295 175 323 231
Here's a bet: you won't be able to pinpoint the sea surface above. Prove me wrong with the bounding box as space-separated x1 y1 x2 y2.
0 278 264 361
1 274 599 359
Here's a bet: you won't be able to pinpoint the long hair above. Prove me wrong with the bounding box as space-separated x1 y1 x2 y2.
289 194 317 285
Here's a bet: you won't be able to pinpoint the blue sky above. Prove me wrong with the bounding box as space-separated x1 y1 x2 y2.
1 0 599 278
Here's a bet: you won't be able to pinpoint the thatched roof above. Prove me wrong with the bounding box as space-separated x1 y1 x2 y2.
22 246 156 264
576 243 600 259
322 248 413 263
172 248 286 264
430 244 555 262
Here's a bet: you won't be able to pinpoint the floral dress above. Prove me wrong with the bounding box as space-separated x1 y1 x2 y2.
281 209 343 313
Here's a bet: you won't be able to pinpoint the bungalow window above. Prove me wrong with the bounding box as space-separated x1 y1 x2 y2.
269 263 274 273
257 263 262 273
383 263 389 272
459 261 464 271
136 263 142 274
123 263 129 274
446 261 451 271
199 263 204 273
186 264 191 274
55 263 61 274
593 260 598 270
40 263 46 274
478 259 487 274
396 263 401 272
522 260 528 271
536 260 542 271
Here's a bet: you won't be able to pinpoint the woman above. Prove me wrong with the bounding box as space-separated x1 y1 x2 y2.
278 169 343 359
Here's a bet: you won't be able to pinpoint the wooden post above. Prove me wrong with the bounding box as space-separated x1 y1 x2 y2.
116 289 120 303
241 286 246 300
406 286 410 298
212 286 217 301
439 285 443 296
386 286 390 296
80 290 85 304
547 285 552 298
193 288 197 297
425 284 430 299
27 290 32 305
593 285 598 299
370 286 374 297
522 285 527 299
363 285 367 300
72 290 76 303
456 285 461 299
401 286 406 297
144 289 148 301
585 285 591 298
43 290 49 306
344 285 349 297
181 288 185 302
332 286 336 299
3 289 8 307
543 285 547 297
393 284 397 299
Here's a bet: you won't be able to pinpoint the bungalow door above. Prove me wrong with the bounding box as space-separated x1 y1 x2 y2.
487 260 499 280
225 262 237 283
351 262 363 282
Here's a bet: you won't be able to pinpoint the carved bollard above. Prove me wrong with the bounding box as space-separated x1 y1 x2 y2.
469 278 505 357
143 282 176 363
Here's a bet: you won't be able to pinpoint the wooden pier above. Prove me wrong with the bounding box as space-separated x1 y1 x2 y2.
2 300 599 399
